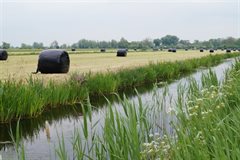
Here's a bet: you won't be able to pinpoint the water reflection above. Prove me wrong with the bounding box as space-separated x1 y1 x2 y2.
0 82 155 149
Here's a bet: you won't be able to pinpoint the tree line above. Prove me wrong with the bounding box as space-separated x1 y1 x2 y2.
1 35 240 50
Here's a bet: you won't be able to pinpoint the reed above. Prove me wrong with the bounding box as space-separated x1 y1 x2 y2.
11 57 240 159
160 58 240 159
0 53 239 122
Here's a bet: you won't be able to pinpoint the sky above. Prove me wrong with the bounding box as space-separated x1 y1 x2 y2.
0 0 240 46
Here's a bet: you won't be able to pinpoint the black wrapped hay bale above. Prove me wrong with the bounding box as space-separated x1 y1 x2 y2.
35 50 70 73
226 49 231 53
200 49 204 52
172 48 177 52
71 48 76 51
185 48 188 51
0 49 8 60
168 48 172 52
117 49 127 57
100 48 106 52
209 49 214 53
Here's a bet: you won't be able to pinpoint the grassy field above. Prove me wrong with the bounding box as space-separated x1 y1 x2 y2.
0 50 226 82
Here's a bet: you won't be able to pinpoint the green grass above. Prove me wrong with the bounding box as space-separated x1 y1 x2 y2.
0 53 239 123
9 55 240 160
161 59 240 159
53 58 240 160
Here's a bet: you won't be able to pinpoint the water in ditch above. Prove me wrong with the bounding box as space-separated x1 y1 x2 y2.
0 58 234 159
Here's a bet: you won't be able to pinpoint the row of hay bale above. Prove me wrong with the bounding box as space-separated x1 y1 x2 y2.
2 48 239 74
166 48 238 53
69 48 240 53
37 49 128 73
168 48 177 52
1 49 128 74
0 49 71 73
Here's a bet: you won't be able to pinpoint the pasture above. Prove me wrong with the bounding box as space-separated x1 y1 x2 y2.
0 50 225 82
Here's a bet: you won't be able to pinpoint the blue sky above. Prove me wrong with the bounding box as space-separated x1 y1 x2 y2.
0 0 239 46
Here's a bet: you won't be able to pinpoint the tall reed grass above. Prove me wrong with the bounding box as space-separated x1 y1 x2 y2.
53 58 240 160
10 56 240 160
157 59 240 159
0 53 239 122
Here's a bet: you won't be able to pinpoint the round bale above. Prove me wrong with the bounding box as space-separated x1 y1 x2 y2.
226 49 231 53
172 48 177 52
100 48 106 52
117 49 127 57
37 50 70 73
200 49 204 52
168 48 172 52
0 49 8 61
209 49 214 53
71 48 76 51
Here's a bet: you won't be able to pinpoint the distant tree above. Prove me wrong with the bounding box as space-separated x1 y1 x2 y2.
99 41 109 48
60 44 67 49
153 38 161 47
143 38 154 49
50 40 59 49
88 40 98 48
2 42 10 49
209 38 222 49
71 43 78 49
129 41 139 49
192 40 200 49
110 40 118 48
137 39 153 50
161 35 179 47
235 38 240 47
178 40 191 49
222 37 237 48
7 36 239 50
32 42 44 49
118 37 129 48
21 43 32 49
77 39 90 48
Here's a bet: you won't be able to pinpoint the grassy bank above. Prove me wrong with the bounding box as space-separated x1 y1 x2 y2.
0 53 239 123
165 59 240 159
55 56 240 159
7 55 240 160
